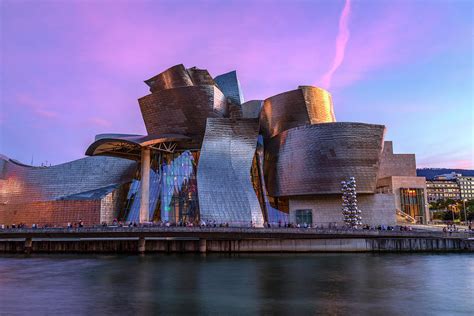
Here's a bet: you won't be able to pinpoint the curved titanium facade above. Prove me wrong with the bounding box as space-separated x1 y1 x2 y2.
197 118 264 227
0 156 137 225
264 123 386 197
139 85 228 147
144 64 193 93
144 64 216 93
214 70 244 105
260 86 335 139
187 67 216 86
300 86 335 124
0 156 136 203
241 100 263 119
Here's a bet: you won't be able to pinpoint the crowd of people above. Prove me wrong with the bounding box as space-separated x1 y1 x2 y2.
100 219 410 231
0 221 85 230
0 219 472 232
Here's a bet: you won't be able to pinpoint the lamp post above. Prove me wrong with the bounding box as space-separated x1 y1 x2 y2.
463 199 468 225
451 204 455 222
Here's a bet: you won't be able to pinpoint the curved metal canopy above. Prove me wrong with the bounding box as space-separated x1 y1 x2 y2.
85 134 190 160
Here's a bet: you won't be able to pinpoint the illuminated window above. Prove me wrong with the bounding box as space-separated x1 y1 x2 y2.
400 188 425 223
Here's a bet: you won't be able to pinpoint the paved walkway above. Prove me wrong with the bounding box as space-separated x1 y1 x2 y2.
408 224 470 232
0 226 472 240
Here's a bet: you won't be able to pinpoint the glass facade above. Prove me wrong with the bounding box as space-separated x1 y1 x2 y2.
266 204 289 224
400 188 425 223
267 196 289 223
295 209 313 225
125 150 199 223
124 170 161 222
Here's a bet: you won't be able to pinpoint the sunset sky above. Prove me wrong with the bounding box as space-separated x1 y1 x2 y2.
1 0 472 168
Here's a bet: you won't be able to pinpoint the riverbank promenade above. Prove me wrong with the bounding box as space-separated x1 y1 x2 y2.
1 226 472 254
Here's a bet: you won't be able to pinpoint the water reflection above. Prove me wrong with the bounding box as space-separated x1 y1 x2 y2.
0 254 473 315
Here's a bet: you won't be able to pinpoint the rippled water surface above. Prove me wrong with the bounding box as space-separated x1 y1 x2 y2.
0 253 473 315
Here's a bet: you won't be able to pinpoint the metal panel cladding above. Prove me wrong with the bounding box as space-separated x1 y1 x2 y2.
300 86 335 124
138 85 228 147
187 67 216 86
260 86 336 139
197 118 264 227
241 100 263 119
0 156 136 205
214 70 245 105
264 123 386 196
144 64 216 93
0 156 136 225
144 64 194 93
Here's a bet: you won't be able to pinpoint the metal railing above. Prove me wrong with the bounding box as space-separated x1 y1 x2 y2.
0 225 472 239
396 209 417 224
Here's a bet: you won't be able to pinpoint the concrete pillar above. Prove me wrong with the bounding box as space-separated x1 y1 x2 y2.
199 239 207 253
138 237 146 253
139 147 151 223
24 237 33 254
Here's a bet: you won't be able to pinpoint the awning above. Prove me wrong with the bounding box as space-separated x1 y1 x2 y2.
85 134 190 160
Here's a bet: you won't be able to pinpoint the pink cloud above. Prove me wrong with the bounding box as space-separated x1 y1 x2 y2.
417 146 474 169
16 94 60 119
320 0 351 89
87 117 112 128
417 159 474 170
35 109 59 119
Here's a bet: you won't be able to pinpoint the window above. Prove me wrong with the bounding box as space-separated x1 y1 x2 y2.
295 209 313 225
400 188 426 223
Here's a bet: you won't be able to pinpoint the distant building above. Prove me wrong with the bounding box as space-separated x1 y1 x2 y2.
417 168 474 180
434 172 461 181
457 176 474 200
425 173 474 203
426 179 461 203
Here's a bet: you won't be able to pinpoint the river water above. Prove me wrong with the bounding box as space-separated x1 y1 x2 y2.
0 253 473 315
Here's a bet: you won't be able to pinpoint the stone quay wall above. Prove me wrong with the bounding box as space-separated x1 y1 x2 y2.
0 227 472 253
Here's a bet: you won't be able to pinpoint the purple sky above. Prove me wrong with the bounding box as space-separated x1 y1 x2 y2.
1 0 472 168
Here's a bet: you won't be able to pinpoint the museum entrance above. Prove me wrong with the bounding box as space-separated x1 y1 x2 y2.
400 188 425 224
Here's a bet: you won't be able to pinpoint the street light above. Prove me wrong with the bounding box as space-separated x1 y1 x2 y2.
463 199 468 225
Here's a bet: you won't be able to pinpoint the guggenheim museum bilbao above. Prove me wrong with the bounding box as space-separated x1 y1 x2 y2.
0 64 429 227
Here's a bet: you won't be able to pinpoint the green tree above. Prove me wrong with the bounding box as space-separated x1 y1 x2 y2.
464 199 474 221
442 210 454 221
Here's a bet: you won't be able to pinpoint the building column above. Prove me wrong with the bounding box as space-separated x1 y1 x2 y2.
139 147 151 223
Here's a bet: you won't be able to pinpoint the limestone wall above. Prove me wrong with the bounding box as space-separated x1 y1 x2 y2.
378 141 417 179
378 176 429 224
289 193 396 227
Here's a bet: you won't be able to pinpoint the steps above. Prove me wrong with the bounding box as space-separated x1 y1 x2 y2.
396 209 417 224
